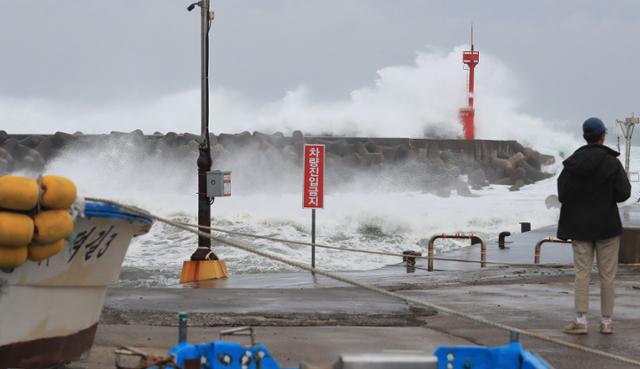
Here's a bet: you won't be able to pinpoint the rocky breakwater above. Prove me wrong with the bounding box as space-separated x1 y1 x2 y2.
0 130 555 194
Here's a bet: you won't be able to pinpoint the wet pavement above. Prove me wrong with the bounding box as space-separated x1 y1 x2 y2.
102 285 429 327
83 219 640 369
96 266 640 368
414 275 640 369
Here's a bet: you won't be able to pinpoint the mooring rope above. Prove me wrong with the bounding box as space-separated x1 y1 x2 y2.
175 221 571 269
86 197 640 367
176 221 640 269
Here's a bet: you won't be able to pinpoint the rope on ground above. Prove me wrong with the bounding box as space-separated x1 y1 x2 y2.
86 197 640 367
175 221 570 269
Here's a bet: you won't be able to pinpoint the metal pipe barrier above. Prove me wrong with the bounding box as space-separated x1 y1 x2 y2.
427 233 486 271
534 237 572 264
498 231 511 249
89 197 640 367
176 221 572 269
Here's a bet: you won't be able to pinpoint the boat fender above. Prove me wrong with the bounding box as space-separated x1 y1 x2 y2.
0 176 39 211
33 210 73 244
28 239 65 262
41 175 77 210
0 246 28 268
0 212 35 247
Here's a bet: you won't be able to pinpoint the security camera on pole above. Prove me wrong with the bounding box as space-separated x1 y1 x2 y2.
180 0 230 283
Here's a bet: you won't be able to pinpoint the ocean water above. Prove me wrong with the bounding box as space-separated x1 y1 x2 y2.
42 139 640 287
120 177 564 286
9 45 636 286
44 141 559 287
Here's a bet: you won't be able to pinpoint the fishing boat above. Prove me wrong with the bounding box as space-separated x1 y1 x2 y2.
0 199 152 369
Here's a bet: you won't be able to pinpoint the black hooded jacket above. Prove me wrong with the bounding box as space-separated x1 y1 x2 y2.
557 144 631 241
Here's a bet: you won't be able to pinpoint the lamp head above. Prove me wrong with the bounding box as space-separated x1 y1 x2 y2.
187 2 200 11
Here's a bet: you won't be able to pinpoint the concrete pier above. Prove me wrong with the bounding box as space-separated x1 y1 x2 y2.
72 267 640 369
69 225 640 369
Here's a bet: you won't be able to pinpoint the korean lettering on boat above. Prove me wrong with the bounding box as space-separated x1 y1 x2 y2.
68 225 118 263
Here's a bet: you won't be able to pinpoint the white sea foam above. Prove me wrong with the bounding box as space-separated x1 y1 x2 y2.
12 45 617 286
43 134 569 287
45 146 640 287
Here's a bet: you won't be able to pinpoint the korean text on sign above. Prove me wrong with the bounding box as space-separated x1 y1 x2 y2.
303 144 325 209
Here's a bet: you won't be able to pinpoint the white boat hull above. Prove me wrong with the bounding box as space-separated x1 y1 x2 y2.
0 201 152 369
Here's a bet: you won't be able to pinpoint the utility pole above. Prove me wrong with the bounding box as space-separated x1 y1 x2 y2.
616 114 640 175
188 0 217 261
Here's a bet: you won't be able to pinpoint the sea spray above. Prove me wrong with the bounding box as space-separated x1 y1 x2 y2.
1 46 577 152
13 45 591 285
45 135 565 287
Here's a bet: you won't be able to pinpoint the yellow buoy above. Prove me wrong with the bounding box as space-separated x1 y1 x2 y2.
0 176 39 211
0 212 34 247
28 239 65 262
0 246 28 268
41 175 77 210
33 210 73 244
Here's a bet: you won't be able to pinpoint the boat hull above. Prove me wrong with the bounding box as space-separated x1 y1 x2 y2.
0 323 97 369
0 201 151 369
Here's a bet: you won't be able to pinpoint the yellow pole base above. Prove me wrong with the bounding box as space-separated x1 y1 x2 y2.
179 259 229 283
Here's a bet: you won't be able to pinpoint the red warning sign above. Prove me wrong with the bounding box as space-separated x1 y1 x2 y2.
303 144 325 209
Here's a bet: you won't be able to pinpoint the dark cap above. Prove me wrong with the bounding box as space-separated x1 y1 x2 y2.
582 117 607 137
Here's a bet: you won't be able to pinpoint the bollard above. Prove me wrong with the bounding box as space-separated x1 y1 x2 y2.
520 222 531 233
402 250 421 273
178 312 188 344
498 231 511 249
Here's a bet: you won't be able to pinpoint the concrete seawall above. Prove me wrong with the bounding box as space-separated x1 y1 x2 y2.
0 131 555 193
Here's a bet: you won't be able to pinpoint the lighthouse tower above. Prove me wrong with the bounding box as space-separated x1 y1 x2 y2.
459 26 479 140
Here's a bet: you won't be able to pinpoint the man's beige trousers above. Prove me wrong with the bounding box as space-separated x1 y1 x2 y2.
572 236 620 317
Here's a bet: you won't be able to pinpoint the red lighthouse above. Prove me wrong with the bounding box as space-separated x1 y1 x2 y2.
459 26 479 140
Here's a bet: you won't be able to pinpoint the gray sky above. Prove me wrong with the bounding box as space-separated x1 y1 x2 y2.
1 0 639 133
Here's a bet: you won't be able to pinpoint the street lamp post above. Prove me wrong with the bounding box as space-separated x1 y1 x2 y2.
188 0 217 261
616 114 640 175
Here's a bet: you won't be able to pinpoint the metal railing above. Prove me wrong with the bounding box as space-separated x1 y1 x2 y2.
534 237 571 264
427 233 487 271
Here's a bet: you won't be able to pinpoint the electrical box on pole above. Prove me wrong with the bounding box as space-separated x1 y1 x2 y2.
206 171 231 197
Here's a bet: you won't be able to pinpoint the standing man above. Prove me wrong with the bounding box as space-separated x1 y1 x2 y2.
557 117 631 335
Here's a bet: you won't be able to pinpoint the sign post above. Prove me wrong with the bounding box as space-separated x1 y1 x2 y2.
303 144 325 269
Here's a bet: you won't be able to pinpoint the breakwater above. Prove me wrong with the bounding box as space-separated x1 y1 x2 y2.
0 130 554 194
